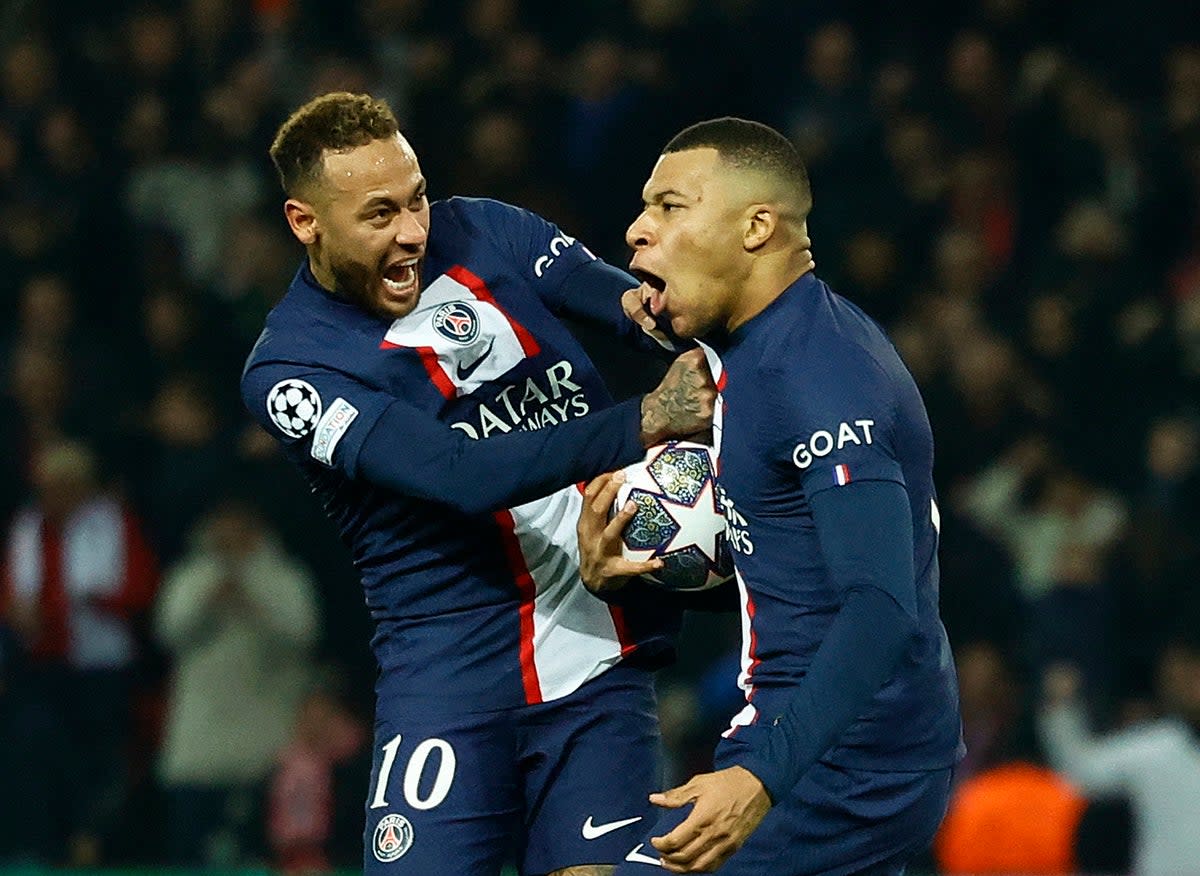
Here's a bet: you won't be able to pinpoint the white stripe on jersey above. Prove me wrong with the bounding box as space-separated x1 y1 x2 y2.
696 340 724 458
381 272 526 396
723 566 759 737
507 486 623 701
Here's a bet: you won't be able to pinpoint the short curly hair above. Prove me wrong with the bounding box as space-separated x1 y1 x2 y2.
269 92 400 197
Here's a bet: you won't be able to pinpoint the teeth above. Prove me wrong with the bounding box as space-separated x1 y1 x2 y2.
383 267 415 293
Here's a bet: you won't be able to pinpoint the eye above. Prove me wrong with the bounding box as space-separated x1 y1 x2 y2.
409 192 427 211
661 202 682 213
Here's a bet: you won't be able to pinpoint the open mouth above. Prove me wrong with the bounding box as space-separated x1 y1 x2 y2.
631 267 667 315
382 257 420 296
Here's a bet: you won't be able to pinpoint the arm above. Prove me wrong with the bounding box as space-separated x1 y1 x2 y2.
244 350 715 516
736 480 919 799
154 560 225 652
1037 665 1135 796
358 348 715 514
472 198 681 354
237 551 319 649
648 481 919 873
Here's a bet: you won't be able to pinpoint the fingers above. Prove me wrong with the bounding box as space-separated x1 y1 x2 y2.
592 471 625 518
649 780 696 809
622 287 660 333
601 489 664 576
651 810 704 856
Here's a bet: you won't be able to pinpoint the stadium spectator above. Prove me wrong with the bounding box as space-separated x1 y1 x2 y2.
1039 643 1200 876
267 669 369 873
0 438 158 865
155 498 318 866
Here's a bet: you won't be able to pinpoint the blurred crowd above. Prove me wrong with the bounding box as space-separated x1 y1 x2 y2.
0 0 1198 872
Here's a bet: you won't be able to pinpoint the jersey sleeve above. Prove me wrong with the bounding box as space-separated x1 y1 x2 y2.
242 361 394 478
241 360 646 515
462 198 675 354
773 348 904 497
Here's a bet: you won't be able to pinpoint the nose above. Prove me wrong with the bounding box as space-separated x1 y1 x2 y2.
626 211 653 251
396 210 427 249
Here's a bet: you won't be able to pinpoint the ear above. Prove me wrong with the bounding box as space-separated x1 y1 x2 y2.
284 198 319 246
743 206 777 252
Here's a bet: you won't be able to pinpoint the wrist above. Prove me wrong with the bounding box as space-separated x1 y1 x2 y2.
639 395 667 447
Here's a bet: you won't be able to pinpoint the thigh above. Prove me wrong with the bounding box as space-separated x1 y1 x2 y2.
363 706 520 876
518 664 662 876
612 764 952 876
724 763 953 876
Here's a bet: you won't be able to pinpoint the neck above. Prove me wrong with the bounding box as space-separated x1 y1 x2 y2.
308 254 338 294
726 259 813 333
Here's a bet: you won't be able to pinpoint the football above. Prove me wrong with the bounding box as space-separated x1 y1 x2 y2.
612 441 734 591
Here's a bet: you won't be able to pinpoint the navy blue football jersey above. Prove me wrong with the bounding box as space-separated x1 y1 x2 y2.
702 272 962 772
242 198 676 710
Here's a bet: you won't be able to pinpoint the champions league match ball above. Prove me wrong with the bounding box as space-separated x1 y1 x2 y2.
612 441 734 592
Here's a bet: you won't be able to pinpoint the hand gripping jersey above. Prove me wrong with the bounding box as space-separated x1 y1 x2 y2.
241 198 677 711
702 272 962 774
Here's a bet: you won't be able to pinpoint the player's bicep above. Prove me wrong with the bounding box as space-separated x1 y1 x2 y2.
809 481 917 619
241 365 392 477
775 363 904 497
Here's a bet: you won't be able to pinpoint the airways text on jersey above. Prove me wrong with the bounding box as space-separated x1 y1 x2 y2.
449 359 590 438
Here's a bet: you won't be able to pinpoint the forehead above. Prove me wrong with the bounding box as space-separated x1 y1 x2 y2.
319 134 422 201
643 147 723 200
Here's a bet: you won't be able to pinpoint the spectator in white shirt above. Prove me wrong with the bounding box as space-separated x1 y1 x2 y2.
1038 638 1200 876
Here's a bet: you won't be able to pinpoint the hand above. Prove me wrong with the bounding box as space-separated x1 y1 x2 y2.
649 766 771 873
1042 662 1083 706
577 471 663 594
640 348 715 447
623 285 674 350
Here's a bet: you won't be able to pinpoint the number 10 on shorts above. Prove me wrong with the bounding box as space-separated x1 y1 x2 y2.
370 734 458 811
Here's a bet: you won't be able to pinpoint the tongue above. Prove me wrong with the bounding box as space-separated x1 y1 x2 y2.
385 264 412 284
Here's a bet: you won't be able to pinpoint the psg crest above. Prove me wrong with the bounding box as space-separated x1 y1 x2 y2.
432 301 480 344
372 813 414 862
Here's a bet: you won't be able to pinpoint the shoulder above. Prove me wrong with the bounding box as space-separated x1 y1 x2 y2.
1107 719 1196 756
243 288 378 387
434 196 538 237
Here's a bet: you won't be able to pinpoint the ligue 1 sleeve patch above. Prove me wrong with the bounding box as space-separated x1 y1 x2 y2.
266 379 322 438
310 397 359 466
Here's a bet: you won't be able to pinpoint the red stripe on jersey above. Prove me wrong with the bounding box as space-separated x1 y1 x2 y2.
744 589 762 707
447 265 541 357
493 509 543 704
716 370 728 391
607 604 637 657
414 346 456 399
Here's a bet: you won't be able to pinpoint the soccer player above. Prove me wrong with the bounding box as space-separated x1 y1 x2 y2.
240 92 718 876
580 118 963 874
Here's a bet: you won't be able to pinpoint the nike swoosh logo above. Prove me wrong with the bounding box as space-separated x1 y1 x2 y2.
624 843 663 866
581 815 643 840
456 339 494 380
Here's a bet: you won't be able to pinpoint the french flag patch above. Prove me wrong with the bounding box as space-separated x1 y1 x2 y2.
833 464 852 486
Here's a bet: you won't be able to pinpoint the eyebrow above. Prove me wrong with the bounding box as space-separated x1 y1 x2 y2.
644 188 690 204
363 177 427 206
362 195 398 207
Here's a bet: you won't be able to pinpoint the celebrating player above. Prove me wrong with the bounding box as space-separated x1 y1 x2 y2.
580 118 963 874
240 92 717 876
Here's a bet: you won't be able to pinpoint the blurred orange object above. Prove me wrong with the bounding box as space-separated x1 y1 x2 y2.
935 761 1086 875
